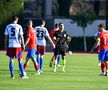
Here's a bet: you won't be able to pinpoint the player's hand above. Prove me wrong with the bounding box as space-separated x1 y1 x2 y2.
53 44 55 49
67 36 71 42
21 45 25 51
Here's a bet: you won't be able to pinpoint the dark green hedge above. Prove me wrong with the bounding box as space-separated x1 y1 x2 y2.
0 0 23 49
68 37 96 52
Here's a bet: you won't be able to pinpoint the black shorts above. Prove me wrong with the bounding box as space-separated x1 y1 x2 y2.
54 48 66 56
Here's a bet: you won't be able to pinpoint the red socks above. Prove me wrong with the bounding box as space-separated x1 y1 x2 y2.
101 62 105 73
34 65 39 71
24 63 28 70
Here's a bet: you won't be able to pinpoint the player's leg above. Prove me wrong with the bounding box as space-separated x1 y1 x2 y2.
105 61 108 76
54 55 58 72
39 46 45 72
36 54 40 70
24 57 30 70
40 54 44 72
100 61 105 75
49 49 56 67
30 49 40 75
98 54 101 66
36 45 40 70
62 55 66 72
61 50 66 72
9 58 14 79
6 48 15 79
99 50 106 76
49 56 55 67
18 58 25 76
18 58 28 79
57 54 61 67
104 50 108 76
53 48 58 72
24 49 32 70
31 58 40 75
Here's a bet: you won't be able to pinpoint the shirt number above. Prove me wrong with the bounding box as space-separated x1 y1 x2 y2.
11 27 15 36
37 31 44 39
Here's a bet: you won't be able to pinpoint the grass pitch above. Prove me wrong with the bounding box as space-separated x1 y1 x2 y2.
0 52 108 90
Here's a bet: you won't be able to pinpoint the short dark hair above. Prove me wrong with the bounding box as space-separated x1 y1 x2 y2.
27 19 32 26
12 16 18 22
59 22 63 26
98 24 105 28
39 19 45 25
55 24 59 28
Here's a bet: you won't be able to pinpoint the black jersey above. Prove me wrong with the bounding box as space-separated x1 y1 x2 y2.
53 30 69 50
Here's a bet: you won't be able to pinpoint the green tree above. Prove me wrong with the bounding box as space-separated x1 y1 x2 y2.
71 11 97 51
0 0 24 49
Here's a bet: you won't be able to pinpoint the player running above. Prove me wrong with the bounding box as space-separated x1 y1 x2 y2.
94 24 108 76
35 20 55 73
4 16 28 79
49 24 61 67
53 22 71 72
23 20 40 75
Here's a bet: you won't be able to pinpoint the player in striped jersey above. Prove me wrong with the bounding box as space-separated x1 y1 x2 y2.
4 16 28 79
35 20 55 72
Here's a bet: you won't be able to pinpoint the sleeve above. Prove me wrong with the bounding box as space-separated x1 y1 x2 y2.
95 32 99 37
4 25 8 35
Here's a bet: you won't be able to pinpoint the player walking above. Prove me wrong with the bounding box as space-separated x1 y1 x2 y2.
4 16 28 79
49 24 61 67
35 20 55 72
53 22 71 72
23 20 40 75
94 24 108 76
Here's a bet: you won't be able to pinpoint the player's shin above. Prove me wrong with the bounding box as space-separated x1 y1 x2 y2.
105 61 108 75
54 60 57 72
36 56 40 70
62 59 66 72
57 54 61 65
18 60 25 76
40 57 43 71
9 60 14 78
101 62 105 74
24 63 28 70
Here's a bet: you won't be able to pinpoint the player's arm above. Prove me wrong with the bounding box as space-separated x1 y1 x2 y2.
20 35 25 51
46 29 55 48
66 33 72 45
24 38 30 47
24 30 30 47
47 36 55 48
91 37 100 52
67 36 72 43
53 32 60 43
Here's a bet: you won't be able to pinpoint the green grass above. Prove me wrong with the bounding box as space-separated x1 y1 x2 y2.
0 52 108 90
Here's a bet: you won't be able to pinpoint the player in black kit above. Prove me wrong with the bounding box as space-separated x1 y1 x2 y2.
53 22 71 72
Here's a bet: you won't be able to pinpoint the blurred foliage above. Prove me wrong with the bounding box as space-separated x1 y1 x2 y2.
70 11 97 51
0 0 24 49
71 11 97 29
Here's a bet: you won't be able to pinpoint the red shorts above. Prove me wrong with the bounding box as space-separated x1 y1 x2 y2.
37 45 45 55
6 48 22 59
